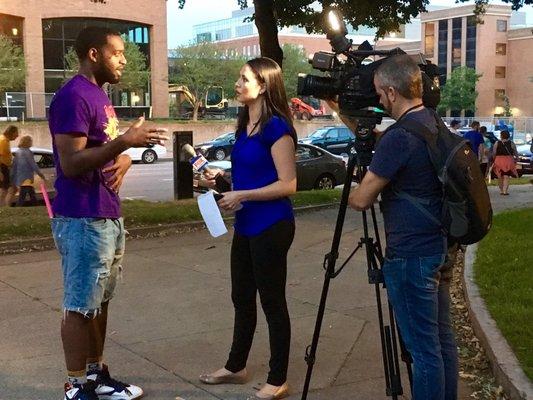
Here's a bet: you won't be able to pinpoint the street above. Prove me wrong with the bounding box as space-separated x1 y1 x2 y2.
120 160 176 201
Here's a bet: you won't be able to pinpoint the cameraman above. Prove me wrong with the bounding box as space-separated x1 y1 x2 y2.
348 55 457 400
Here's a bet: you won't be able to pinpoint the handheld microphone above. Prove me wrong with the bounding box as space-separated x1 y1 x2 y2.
181 144 209 172
181 144 231 192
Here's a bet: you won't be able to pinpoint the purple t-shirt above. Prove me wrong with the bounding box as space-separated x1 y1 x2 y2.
48 75 121 218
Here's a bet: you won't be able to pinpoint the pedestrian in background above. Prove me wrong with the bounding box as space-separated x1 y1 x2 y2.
463 121 484 157
0 125 19 206
449 119 461 136
10 135 46 206
492 130 518 195
478 126 492 178
199 57 297 400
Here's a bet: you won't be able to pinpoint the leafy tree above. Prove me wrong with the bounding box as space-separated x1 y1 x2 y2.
177 0 532 67
169 42 243 120
65 38 149 93
0 35 25 105
501 94 513 117
280 44 313 99
438 66 481 114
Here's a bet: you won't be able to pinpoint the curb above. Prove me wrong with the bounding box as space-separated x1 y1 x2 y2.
463 244 533 400
0 202 339 254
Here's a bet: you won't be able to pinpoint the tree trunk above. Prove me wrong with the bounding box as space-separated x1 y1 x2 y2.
253 0 284 68
192 101 201 121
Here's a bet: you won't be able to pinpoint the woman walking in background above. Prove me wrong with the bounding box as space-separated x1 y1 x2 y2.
0 125 19 206
492 130 518 195
199 57 297 400
11 135 46 206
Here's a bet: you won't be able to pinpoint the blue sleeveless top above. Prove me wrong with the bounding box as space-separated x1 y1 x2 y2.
231 116 294 237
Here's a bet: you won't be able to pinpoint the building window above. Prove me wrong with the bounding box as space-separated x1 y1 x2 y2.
495 66 506 78
466 16 476 69
451 17 462 69
497 19 507 32
0 14 24 48
215 28 231 41
494 89 506 107
424 23 435 58
495 43 507 55
438 20 448 86
196 32 212 43
235 24 253 37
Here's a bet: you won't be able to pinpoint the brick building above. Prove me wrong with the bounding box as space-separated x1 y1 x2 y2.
419 5 532 117
0 0 169 118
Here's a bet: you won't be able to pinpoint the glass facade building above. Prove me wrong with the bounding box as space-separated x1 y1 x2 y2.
192 7 414 45
42 18 151 106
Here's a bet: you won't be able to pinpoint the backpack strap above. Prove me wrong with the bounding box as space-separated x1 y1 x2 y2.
395 117 437 146
391 188 443 227
388 114 445 231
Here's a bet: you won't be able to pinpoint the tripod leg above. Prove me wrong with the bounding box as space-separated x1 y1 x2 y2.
364 187 406 398
394 318 413 389
301 155 358 400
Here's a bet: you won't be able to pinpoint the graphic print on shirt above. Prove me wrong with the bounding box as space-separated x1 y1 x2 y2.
103 104 120 141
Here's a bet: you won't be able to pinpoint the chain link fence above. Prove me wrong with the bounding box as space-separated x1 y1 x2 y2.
1 92 152 120
1 92 55 120
441 116 533 135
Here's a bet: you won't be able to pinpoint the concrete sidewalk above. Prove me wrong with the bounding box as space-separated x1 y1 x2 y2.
0 185 531 400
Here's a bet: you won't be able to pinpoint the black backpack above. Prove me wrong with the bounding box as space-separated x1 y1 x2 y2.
387 110 493 245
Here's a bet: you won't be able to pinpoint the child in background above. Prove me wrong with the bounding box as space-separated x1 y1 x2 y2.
478 126 492 178
0 125 19 206
11 135 46 206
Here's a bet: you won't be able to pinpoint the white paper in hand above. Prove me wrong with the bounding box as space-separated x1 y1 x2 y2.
197 190 228 237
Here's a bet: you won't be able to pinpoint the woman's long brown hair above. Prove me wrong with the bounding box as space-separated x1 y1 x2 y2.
236 57 297 146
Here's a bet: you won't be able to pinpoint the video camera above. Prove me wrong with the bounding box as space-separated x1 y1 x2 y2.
297 9 441 161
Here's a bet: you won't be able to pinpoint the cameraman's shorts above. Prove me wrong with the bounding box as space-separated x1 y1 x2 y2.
52 217 125 317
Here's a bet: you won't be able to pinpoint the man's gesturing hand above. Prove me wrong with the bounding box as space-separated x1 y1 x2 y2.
121 116 168 148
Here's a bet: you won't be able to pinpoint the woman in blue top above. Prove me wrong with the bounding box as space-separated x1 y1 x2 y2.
199 57 297 400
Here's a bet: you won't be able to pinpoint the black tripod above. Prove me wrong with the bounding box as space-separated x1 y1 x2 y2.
301 118 413 400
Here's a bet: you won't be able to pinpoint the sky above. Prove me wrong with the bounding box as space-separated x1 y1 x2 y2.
167 0 533 49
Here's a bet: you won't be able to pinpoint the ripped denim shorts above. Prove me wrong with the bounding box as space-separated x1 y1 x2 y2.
51 217 125 317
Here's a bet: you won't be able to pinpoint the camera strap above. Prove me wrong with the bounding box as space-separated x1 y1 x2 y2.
396 103 424 123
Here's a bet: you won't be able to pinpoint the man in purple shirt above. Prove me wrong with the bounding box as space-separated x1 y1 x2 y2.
49 27 167 400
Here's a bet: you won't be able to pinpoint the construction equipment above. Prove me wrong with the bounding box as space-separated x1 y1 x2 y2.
169 85 228 119
290 96 329 120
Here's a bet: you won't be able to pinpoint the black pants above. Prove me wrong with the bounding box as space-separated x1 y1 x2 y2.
225 220 295 386
17 186 36 206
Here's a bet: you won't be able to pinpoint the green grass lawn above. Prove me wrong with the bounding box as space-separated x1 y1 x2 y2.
487 176 532 186
474 208 533 380
0 189 342 242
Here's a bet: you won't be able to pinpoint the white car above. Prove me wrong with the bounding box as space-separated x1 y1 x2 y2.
122 144 167 164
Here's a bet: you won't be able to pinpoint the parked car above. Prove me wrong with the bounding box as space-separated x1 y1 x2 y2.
195 131 236 161
299 126 355 155
516 140 532 176
122 144 166 164
10 147 56 205
193 143 346 192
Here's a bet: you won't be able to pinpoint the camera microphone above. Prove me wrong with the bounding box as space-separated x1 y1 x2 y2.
181 144 231 192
